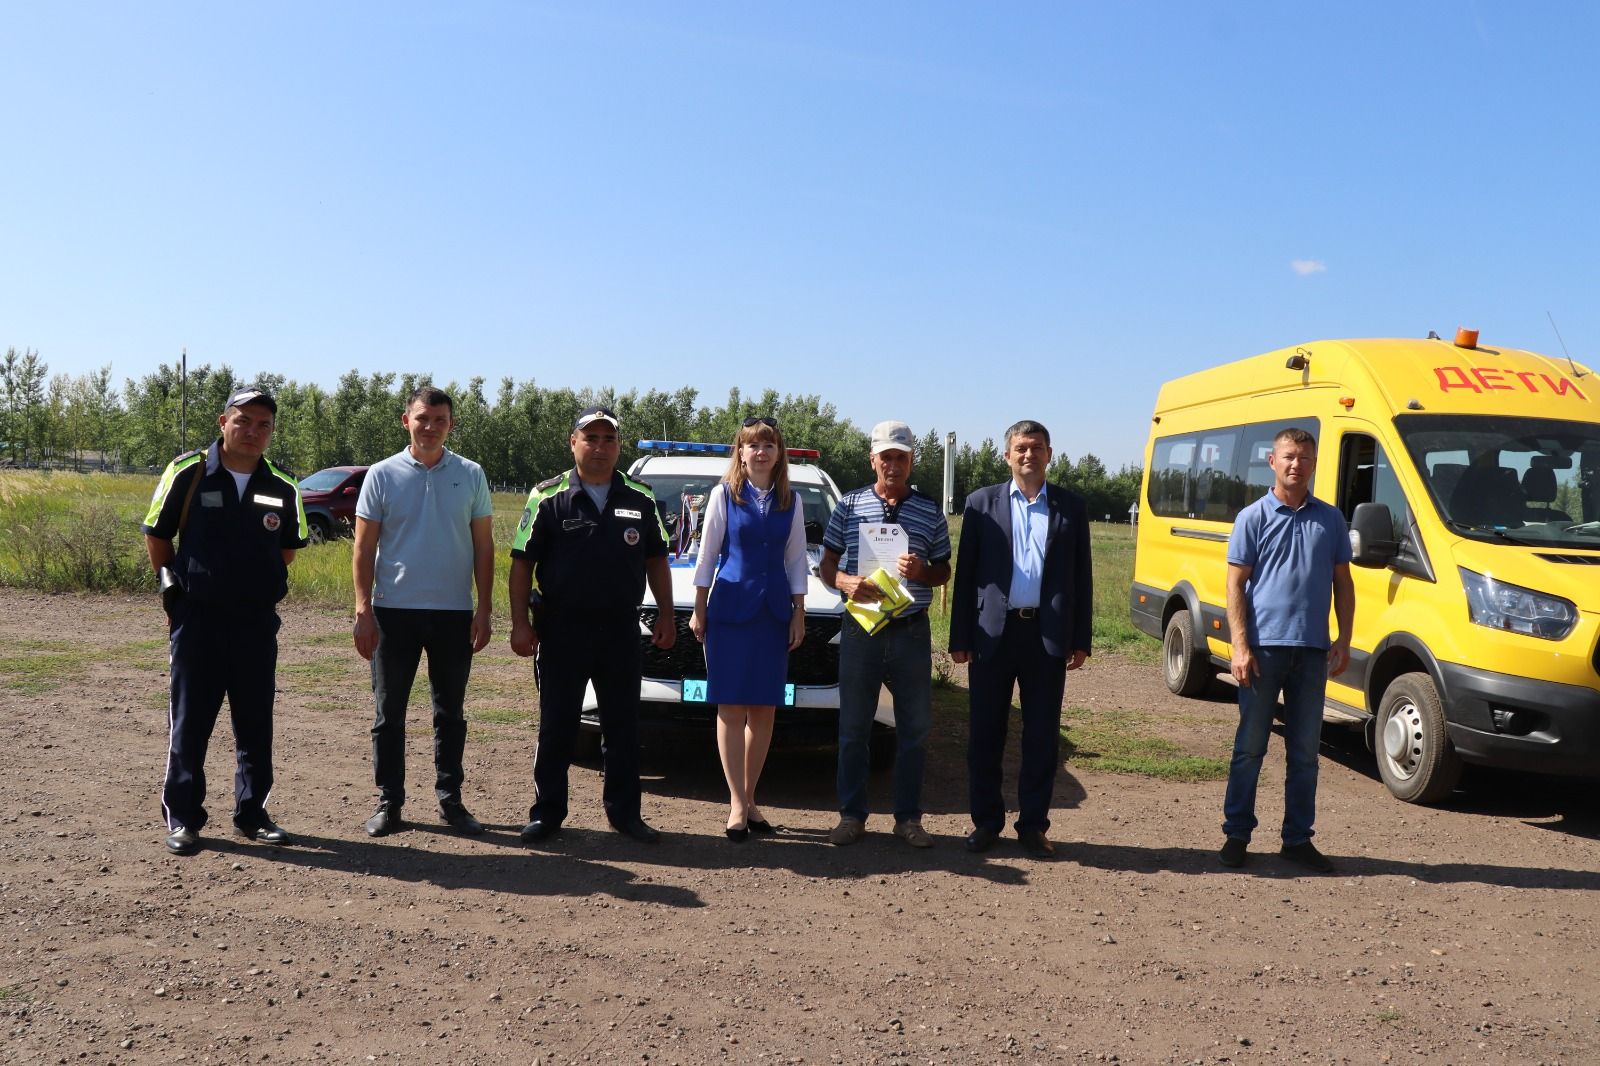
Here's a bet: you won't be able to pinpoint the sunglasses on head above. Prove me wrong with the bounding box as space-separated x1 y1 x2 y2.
742 416 778 429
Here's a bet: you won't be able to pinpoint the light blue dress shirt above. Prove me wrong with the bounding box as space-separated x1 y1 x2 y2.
1008 481 1049 609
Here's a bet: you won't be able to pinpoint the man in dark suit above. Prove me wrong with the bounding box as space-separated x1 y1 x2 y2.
950 420 1092 858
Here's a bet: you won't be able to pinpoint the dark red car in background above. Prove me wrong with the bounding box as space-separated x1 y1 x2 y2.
297 465 368 543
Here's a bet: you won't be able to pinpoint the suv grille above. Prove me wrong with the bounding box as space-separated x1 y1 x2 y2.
639 608 842 686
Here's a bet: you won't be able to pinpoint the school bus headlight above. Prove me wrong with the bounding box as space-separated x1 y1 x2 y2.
1459 568 1577 640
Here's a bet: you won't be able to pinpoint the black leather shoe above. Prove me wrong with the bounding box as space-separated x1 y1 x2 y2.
965 826 1000 853
725 825 750 842
610 816 661 844
365 804 402 837
165 826 200 856
439 801 483 836
1219 837 1248 868
1018 829 1056 859
519 819 560 843
1279 840 1333 873
746 818 775 836
236 819 291 846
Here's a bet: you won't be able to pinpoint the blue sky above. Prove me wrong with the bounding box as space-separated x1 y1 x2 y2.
4 2 1596 469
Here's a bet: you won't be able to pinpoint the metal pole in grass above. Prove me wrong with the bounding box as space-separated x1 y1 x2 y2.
941 431 956 612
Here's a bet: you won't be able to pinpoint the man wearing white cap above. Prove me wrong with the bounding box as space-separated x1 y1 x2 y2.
819 421 952 848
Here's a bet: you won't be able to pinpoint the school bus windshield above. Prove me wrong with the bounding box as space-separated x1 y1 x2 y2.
1396 414 1600 547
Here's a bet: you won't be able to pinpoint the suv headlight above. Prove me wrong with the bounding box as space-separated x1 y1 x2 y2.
1459 568 1577 640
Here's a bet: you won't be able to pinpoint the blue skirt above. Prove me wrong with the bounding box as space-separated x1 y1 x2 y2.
705 613 790 707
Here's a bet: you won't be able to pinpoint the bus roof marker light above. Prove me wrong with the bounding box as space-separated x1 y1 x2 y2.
1454 327 1479 349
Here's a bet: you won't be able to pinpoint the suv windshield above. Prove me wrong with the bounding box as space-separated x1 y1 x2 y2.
298 468 351 493
643 474 837 546
1395 413 1600 548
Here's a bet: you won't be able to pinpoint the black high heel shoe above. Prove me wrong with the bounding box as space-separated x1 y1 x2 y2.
746 817 775 835
725 824 750 842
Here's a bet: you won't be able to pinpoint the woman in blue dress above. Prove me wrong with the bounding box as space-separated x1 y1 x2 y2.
690 418 809 841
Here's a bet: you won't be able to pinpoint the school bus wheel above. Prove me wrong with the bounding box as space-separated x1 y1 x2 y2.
1162 608 1213 698
1375 672 1463 804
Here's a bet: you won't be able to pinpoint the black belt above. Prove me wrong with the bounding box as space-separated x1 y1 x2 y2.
881 610 925 628
1007 607 1039 620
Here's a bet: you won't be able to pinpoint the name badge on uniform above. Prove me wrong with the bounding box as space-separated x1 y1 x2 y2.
615 508 642 520
252 494 284 507
200 491 224 508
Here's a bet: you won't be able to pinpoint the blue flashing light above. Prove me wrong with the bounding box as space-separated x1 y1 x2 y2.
637 439 733 456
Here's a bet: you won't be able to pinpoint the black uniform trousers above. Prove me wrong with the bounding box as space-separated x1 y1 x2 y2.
967 613 1069 835
370 606 473 809
163 601 280 832
530 610 642 827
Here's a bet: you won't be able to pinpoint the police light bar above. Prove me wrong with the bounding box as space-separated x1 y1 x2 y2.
637 440 732 455
638 439 822 460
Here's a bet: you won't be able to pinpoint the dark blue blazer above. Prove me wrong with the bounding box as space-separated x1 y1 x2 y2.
949 481 1093 662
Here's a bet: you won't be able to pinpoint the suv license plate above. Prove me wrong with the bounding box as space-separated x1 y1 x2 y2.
681 679 795 707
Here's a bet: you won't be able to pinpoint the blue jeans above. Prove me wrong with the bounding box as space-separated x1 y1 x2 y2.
1222 645 1327 846
836 612 932 823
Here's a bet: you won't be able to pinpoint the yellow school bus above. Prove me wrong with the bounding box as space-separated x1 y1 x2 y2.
1130 332 1600 802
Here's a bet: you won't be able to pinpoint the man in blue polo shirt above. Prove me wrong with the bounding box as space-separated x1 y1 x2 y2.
353 386 495 838
1220 427 1354 873
820 420 952 849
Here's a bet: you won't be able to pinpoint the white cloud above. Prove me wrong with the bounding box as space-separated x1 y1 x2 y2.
1290 259 1327 276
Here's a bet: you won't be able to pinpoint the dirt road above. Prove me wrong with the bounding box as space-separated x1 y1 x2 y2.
3 590 1598 1064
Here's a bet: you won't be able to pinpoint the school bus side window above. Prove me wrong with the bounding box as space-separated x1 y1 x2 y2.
1194 430 1242 521
1148 436 1197 518
1149 419 1320 522
1338 432 1411 541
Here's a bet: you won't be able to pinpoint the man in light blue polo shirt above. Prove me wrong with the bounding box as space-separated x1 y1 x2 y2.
1220 427 1354 873
352 386 495 838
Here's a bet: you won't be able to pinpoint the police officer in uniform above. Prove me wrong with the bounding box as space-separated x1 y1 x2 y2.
509 405 676 844
142 387 309 856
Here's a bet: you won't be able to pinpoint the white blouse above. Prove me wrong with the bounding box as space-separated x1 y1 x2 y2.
691 483 810 595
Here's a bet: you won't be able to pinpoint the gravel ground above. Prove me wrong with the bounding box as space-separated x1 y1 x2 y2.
2 589 1598 1065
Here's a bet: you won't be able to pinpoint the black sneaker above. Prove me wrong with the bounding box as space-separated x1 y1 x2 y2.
1279 840 1333 873
1218 837 1248 868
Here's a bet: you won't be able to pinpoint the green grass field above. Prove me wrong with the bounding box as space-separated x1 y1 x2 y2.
0 470 1155 655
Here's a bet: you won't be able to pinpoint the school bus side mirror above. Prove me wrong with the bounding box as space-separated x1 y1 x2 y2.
1350 502 1399 567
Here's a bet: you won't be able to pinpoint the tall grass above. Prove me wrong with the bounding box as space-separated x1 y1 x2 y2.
0 472 152 592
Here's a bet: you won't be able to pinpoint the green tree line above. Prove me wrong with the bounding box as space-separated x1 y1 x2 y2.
1 348 1143 513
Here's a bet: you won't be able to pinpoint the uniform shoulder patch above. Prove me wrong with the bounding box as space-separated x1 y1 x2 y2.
621 473 656 498
534 473 568 492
